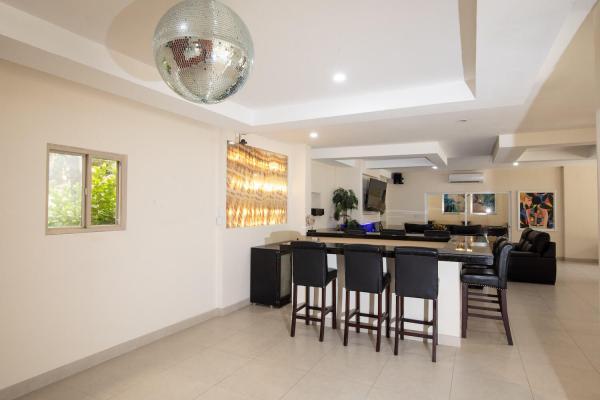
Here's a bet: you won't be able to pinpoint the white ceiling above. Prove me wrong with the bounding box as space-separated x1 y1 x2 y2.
0 0 597 171
1 0 466 108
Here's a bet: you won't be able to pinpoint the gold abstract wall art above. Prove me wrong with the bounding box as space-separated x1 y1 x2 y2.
226 143 288 228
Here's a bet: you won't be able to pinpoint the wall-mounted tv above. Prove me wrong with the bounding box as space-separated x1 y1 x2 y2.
365 178 387 212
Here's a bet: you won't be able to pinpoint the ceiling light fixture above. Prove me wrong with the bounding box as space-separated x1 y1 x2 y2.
513 162 519 166
332 72 347 83
153 0 254 104
432 166 438 170
309 132 319 139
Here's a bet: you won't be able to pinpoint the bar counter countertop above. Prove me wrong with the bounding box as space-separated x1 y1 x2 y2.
258 229 494 266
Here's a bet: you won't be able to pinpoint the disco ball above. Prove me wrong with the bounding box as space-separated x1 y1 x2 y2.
153 0 254 104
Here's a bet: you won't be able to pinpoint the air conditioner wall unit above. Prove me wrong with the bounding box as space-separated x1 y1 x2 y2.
448 173 484 183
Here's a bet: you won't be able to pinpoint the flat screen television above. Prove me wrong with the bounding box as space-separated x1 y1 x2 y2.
365 178 387 212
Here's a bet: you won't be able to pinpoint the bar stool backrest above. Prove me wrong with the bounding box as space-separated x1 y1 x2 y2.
343 244 384 293
495 241 514 289
394 247 439 300
291 241 328 287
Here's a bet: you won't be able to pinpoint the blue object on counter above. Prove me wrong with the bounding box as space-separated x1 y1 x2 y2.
340 222 377 233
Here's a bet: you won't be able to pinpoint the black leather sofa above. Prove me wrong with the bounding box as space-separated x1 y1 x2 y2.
509 228 556 285
448 224 483 235
404 223 432 234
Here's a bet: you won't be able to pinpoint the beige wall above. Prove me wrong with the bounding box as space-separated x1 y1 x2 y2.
564 163 599 260
0 61 220 390
0 60 314 391
595 4 600 261
385 167 567 256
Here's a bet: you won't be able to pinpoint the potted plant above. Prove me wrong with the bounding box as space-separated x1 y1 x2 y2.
332 188 359 228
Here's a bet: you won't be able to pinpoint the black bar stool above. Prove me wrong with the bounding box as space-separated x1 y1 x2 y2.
342 244 391 352
464 237 508 288
393 247 439 362
290 241 337 342
461 241 514 345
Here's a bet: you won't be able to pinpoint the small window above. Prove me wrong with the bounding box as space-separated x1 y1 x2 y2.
47 144 127 234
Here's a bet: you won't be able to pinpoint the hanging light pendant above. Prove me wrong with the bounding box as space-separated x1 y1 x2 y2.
153 0 254 104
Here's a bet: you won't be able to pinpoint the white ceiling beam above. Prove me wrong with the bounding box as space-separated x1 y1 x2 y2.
364 158 433 169
458 0 477 96
252 81 475 126
520 146 596 162
311 141 448 168
493 128 596 163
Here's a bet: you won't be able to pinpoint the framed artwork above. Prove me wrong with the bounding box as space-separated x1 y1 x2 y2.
226 144 288 228
443 193 465 213
518 192 555 230
471 193 496 215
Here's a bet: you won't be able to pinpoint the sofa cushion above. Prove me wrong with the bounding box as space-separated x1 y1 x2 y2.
527 230 550 254
404 223 432 234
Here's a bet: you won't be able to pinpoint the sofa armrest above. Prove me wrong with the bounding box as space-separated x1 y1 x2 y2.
542 242 556 258
510 250 539 258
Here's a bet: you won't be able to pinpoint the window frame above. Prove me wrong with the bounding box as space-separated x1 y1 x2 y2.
46 144 127 235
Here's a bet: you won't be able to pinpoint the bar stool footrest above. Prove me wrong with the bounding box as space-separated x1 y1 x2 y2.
346 321 387 331
467 292 499 298
295 315 324 323
397 328 434 340
400 317 434 326
468 298 499 304
468 312 502 320
468 305 501 312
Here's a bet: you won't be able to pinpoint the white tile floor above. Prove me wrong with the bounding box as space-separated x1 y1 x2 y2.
17 261 600 400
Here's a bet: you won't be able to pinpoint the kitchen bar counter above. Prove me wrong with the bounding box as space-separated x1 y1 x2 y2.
287 234 493 265
306 229 449 242
252 233 494 347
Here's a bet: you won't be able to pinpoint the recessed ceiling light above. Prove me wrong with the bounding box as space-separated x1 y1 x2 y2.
513 162 519 166
459 119 468 123
309 131 319 139
432 166 438 170
332 73 347 83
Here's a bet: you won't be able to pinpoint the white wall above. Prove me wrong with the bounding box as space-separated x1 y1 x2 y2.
0 61 219 390
310 160 386 229
0 61 313 391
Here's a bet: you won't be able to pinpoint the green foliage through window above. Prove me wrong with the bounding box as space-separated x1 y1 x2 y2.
91 158 118 225
47 153 83 228
47 147 123 232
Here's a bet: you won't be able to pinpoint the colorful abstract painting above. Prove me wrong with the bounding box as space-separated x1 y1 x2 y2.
471 193 496 214
443 193 466 213
519 192 555 230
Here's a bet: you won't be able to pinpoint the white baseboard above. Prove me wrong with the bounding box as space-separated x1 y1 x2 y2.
0 299 250 400
561 257 599 264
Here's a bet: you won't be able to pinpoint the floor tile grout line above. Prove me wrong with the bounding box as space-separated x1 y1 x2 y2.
513 335 537 400
448 346 457 400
